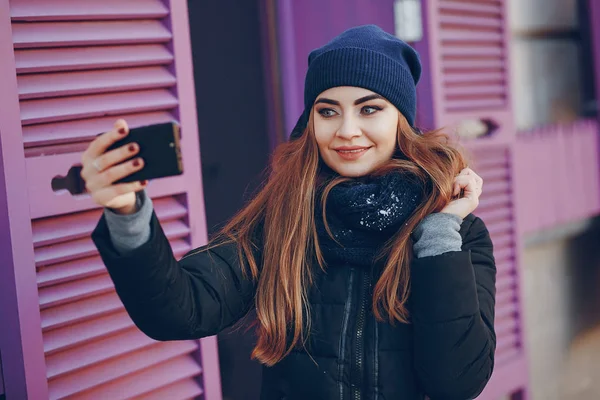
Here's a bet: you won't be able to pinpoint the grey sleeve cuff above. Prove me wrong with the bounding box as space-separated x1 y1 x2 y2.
412 212 463 258
103 190 153 254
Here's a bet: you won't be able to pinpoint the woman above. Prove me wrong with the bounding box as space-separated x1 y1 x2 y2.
84 25 496 400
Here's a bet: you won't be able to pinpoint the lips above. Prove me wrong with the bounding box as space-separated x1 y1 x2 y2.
333 146 371 160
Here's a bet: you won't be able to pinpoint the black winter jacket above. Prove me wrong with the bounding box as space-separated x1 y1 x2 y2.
92 212 496 400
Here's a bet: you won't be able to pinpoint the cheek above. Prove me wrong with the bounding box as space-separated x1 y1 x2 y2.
313 120 335 149
370 120 397 153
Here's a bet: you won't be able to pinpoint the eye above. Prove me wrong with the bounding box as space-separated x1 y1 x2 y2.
318 108 337 118
361 105 382 115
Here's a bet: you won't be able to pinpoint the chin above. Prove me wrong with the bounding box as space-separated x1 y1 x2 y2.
330 164 376 178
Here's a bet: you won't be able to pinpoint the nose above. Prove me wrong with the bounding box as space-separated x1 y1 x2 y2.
336 114 362 140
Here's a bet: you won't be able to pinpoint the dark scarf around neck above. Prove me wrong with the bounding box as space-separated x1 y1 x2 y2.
315 172 424 267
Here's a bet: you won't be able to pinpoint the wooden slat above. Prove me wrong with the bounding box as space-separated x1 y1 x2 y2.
493 247 514 263
444 71 505 84
495 302 518 320
445 84 505 97
478 193 511 210
481 180 510 196
442 46 503 58
495 348 520 366
443 59 504 71
18 66 176 100
490 233 512 249
495 261 513 276
477 207 512 224
11 0 169 21
495 288 514 307
496 273 515 293
12 20 171 49
496 331 519 354
15 45 173 74
495 317 518 338
441 30 504 43
445 98 506 111
20 89 178 125
439 14 503 29
478 167 509 182
439 0 502 15
486 220 512 236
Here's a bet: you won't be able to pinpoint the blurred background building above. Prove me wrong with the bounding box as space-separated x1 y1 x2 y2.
0 0 599 399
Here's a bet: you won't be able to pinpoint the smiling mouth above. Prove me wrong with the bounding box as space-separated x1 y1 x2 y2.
334 147 371 160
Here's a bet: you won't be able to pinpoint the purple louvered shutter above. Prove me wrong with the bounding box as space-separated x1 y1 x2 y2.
416 0 515 141
0 0 222 399
415 0 528 398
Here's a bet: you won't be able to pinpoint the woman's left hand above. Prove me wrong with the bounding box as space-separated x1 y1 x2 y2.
440 167 483 219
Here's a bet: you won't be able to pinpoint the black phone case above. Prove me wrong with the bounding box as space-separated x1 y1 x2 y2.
106 122 183 183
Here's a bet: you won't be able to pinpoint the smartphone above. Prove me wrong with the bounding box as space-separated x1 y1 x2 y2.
106 121 184 183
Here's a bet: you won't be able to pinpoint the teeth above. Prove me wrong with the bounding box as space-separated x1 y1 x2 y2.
338 149 365 153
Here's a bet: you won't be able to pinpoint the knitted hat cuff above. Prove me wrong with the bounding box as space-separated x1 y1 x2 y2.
304 47 417 126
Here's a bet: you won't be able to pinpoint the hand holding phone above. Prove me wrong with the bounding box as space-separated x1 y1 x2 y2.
80 120 184 214
106 121 183 183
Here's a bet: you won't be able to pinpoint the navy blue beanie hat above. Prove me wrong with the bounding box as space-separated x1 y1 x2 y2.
290 24 422 139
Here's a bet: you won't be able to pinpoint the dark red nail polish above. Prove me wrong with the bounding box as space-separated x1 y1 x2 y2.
141 180 148 185
128 144 136 152
119 127 126 135
133 159 140 167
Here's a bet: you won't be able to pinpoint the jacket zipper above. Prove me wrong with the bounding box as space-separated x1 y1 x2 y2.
339 268 355 400
353 270 371 400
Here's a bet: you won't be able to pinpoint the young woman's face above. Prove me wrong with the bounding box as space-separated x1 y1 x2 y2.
313 86 399 177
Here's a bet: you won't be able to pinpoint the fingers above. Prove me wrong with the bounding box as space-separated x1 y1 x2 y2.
85 156 145 193
91 180 148 205
452 171 483 199
80 120 139 184
81 119 129 168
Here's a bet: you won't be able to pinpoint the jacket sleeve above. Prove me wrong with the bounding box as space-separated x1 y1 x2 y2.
91 210 258 340
410 215 496 399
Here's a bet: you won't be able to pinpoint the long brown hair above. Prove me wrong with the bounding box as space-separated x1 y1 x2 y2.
212 110 467 366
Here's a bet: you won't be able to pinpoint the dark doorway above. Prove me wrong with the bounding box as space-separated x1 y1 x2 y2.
187 1 270 399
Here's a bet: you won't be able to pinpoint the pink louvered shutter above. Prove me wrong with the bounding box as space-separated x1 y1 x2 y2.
417 0 528 399
5 0 221 399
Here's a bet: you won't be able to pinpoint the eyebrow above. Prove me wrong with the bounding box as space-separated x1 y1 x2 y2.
314 94 384 106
